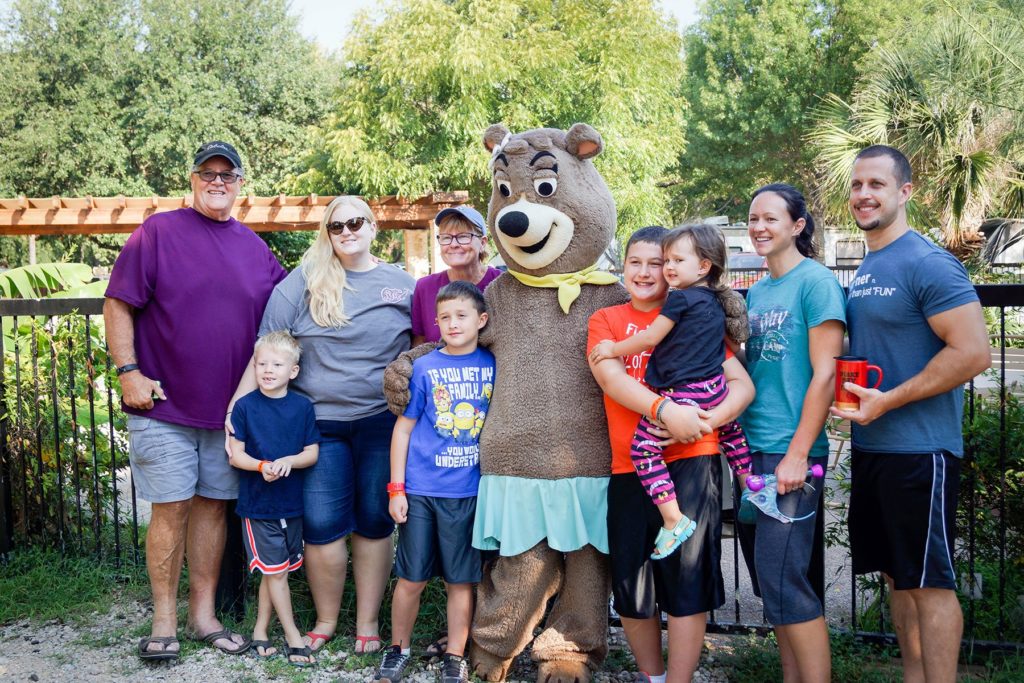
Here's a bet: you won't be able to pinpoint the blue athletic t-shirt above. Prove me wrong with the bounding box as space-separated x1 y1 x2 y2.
403 347 496 498
742 258 846 456
231 389 320 518
847 230 979 456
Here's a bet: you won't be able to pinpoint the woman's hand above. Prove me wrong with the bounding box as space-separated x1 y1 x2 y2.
774 452 810 496
389 495 408 524
588 340 617 364
659 402 712 444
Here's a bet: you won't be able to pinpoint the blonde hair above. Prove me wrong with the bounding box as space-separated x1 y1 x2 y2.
300 195 376 327
437 214 488 264
254 330 301 365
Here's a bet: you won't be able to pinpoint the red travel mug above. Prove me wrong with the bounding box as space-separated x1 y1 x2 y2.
834 356 883 410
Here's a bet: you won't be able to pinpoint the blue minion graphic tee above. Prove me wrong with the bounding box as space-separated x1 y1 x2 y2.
403 347 496 498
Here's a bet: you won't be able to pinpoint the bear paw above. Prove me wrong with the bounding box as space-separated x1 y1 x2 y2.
537 659 591 683
470 642 514 682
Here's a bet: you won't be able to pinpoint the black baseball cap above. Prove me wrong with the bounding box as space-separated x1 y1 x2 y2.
194 141 243 171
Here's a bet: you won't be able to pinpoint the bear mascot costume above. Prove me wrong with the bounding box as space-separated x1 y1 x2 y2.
386 122 626 682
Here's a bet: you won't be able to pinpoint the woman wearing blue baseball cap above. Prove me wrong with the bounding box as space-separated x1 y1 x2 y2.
410 205 502 346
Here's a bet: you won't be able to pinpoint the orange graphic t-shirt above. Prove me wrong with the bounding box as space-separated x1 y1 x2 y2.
587 302 731 475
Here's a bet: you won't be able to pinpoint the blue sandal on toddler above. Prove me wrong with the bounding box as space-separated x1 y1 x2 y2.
650 515 696 560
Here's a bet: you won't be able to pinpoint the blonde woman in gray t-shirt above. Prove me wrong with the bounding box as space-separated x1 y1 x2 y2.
228 196 414 655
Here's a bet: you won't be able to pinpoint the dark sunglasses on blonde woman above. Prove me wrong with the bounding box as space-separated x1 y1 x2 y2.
326 216 371 234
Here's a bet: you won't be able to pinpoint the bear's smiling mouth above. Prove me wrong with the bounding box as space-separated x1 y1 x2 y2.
519 230 552 255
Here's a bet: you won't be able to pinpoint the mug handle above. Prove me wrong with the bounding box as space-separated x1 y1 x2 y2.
867 365 883 389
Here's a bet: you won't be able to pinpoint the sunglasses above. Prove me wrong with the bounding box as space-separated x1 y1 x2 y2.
326 216 372 234
194 170 242 184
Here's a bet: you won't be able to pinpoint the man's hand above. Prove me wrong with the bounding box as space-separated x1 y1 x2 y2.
389 494 408 524
829 382 888 425
118 371 166 410
659 402 712 444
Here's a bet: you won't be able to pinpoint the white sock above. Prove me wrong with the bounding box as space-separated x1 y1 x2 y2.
648 672 667 683
401 647 411 656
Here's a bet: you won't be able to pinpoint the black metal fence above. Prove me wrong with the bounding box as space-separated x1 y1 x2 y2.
0 292 1021 652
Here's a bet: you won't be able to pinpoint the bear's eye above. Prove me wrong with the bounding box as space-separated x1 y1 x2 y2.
496 180 511 197
533 178 557 197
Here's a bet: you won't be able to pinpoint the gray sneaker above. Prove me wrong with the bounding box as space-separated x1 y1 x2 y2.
440 653 470 683
375 645 411 682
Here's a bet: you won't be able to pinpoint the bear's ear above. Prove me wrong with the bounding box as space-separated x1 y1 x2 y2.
565 123 603 160
483 124 511 152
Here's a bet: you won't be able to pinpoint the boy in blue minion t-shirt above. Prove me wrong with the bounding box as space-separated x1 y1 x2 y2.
377 281 495 683
229 331 319 667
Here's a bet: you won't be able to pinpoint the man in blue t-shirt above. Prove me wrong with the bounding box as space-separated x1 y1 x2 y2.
229 331 319 667
831 146 990 683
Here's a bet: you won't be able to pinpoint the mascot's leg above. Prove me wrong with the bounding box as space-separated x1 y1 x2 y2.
532 545 611 683
471 542 563 681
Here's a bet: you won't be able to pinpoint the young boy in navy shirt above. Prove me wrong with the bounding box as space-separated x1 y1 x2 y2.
376 281 495 683
228 331 319 667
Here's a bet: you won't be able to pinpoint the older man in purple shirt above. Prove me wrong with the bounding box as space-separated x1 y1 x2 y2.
104 141 286 661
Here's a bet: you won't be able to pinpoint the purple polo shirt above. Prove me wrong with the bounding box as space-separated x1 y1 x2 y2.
105 208 287 429
410 267 502 342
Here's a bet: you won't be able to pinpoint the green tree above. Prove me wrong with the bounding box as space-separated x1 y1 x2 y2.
0 0 335 267
675 0 930 218
808 2 1024 256
293 0 686 237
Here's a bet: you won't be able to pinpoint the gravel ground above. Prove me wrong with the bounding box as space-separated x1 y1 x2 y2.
0 600 743 682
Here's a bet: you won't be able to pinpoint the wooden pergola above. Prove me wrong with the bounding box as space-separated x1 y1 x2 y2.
0 192 470 277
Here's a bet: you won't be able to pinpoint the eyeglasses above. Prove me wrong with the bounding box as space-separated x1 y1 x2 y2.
327 216 371 234
193 170 242 184
437 232 480 246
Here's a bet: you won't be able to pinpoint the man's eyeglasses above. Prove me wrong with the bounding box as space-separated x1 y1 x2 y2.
327 216 372 234
437 233 479 246
194 170 242 184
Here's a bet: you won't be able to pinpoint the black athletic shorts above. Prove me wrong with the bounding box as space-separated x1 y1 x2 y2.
395 494 481 584
607 455 725 618
242 516 304 575
849 449 960 590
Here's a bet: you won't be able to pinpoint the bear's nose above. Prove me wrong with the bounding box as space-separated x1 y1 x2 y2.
498 211 530 238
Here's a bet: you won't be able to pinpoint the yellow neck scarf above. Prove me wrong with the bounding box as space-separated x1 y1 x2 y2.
506 264 620 314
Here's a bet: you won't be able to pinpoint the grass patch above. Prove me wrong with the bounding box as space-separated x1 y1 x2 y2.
0 546 147 624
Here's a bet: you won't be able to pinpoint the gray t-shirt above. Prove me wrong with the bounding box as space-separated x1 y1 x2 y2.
259 264 414 421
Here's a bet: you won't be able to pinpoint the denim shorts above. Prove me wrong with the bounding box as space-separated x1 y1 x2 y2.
126 415 238 503
752 452 826 626
303 410 397 545
395 494 481 584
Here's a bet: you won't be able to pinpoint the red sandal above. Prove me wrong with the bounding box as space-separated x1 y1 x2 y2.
354 634 382 654
304 630 333 652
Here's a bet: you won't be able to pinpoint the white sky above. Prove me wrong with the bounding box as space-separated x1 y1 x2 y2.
288 0 700 52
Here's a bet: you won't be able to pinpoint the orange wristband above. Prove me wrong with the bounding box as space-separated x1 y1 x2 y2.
650 397 667 421
257 460 270 473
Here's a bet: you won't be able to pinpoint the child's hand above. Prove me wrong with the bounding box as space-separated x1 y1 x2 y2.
737 471 750 491
261 468 281 483
588 340 617 364
267 457 294 478
389 495 408 524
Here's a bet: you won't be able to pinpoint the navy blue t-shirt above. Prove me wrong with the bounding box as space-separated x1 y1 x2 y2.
847 230 979 456
231 389 320 519
644 286 725 388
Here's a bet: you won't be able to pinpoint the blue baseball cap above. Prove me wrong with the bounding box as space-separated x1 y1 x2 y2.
434 205 487 237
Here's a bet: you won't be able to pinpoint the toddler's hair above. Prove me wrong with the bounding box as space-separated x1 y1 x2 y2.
663 224 728 292
254 330 302 365
436 280 487 315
